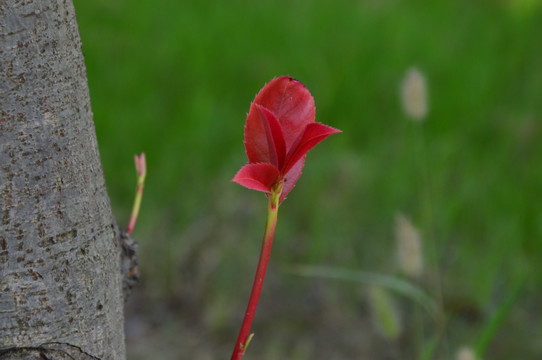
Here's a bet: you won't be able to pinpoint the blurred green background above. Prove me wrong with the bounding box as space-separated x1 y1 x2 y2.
73 0 542 358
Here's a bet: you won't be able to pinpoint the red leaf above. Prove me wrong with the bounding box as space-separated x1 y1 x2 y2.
236 76 341 202
255 104 286 169
279 156 305 203
282 123 342 174
232 163 280 193
245 76 315 161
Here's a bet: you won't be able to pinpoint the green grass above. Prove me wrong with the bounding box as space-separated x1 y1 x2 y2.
74 0 542 358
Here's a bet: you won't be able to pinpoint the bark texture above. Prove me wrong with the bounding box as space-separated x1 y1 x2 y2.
0 0 126 358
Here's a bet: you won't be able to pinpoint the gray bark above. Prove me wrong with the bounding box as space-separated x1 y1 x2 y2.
0 0 126 358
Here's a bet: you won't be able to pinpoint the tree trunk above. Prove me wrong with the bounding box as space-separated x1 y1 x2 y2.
0 0 126 358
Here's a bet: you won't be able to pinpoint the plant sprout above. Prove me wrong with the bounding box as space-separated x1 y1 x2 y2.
230 76 340 359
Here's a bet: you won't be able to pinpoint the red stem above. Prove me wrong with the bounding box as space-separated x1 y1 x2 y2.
231 193 280 360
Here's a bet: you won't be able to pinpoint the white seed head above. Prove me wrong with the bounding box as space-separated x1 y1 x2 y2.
456 346 477 360
395 213 423 278
400 67 428 121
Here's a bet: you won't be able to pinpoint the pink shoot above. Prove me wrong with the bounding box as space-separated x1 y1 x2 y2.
126 152 147 236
